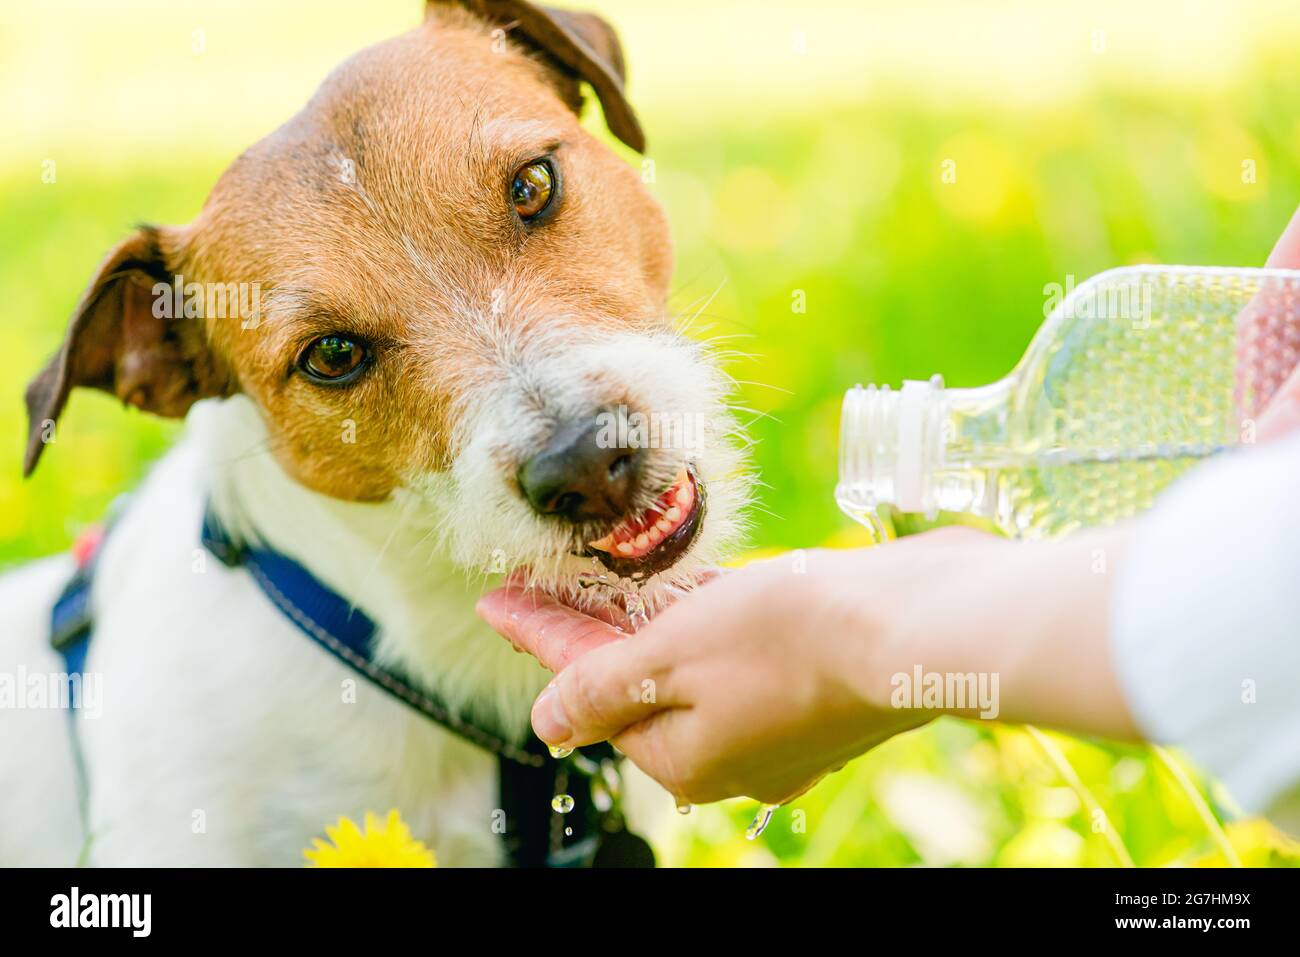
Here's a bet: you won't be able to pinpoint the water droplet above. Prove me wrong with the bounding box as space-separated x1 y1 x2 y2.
745 803 778 840
548 745 574 759
565 826 573 836
676 803 693 815
624 590 649 632
591 779 613 813
551 793 575 814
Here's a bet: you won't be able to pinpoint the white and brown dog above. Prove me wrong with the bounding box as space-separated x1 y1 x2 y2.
1 1 750 866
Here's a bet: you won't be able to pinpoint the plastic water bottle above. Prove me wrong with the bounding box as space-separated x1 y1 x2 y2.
837 265 1300 540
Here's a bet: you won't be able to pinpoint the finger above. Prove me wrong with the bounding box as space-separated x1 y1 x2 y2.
531 631 681 747
603 712 826 806
605 710 697 798
662 566 724 602
610 710 802 806
1238 205 1300 433
601 567 725 622
1258 362 1300 441
1265 204 1300 268
476 585 625 673
494 568 625 628
480 564 728 653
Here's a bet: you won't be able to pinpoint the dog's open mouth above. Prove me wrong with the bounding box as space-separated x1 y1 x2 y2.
585 466 706 578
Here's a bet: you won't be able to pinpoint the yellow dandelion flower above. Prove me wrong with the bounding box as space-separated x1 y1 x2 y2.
304 810 436 868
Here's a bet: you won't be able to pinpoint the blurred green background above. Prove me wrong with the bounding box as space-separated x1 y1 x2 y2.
4 0 1300 866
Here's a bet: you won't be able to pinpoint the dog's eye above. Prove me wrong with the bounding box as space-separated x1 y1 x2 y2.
511 159 555 221
301 335 366 382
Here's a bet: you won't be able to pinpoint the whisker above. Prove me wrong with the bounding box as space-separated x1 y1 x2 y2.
726 405 782 425
674 276 728 338
726 378 791 395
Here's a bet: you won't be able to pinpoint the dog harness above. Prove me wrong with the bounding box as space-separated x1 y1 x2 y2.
50 508 654 868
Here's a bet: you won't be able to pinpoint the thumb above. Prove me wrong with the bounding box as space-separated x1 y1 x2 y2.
1258 363 1300 441
1265 203 1300 268
477 583 684 747
532 633 677 748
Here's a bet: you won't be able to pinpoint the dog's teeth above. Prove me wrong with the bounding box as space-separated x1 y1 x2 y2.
588 470 700 566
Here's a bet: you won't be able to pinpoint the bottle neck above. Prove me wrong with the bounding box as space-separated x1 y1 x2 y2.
837 374 1014 520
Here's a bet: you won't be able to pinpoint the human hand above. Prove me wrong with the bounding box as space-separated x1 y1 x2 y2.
478 527 1136 805
1259 363 1300 439
479 546 928 805
1255 205 1300 439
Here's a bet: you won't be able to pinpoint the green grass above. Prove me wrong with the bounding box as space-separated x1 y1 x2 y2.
6 14 1300 867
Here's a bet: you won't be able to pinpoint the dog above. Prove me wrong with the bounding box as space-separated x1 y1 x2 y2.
1 0 750 866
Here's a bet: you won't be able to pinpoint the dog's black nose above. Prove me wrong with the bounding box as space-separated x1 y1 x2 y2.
517 415 643 523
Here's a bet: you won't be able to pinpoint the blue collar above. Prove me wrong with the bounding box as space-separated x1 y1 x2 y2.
199 509 548 768
50 504 652 867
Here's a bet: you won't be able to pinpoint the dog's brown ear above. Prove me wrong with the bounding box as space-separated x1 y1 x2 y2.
430 0 645 153
23 227 233 476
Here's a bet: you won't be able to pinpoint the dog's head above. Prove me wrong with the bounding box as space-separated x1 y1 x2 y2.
24 1 751 597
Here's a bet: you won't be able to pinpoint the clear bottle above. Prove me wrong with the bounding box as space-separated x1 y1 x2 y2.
837 265 1300 540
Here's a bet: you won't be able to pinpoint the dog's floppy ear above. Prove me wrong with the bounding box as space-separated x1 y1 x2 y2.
23 227 233 476
429 0 645 153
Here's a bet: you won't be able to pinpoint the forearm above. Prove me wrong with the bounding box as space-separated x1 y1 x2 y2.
845 528 1141 740
962 529 1140 739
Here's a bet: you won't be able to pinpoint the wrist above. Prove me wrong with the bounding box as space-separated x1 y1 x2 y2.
833 528 1141 740
828 531 1002 718
938 528 1140 738
864 531 1020 722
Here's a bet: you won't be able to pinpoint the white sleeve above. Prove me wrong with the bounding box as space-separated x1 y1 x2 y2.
1109 431 1300 819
